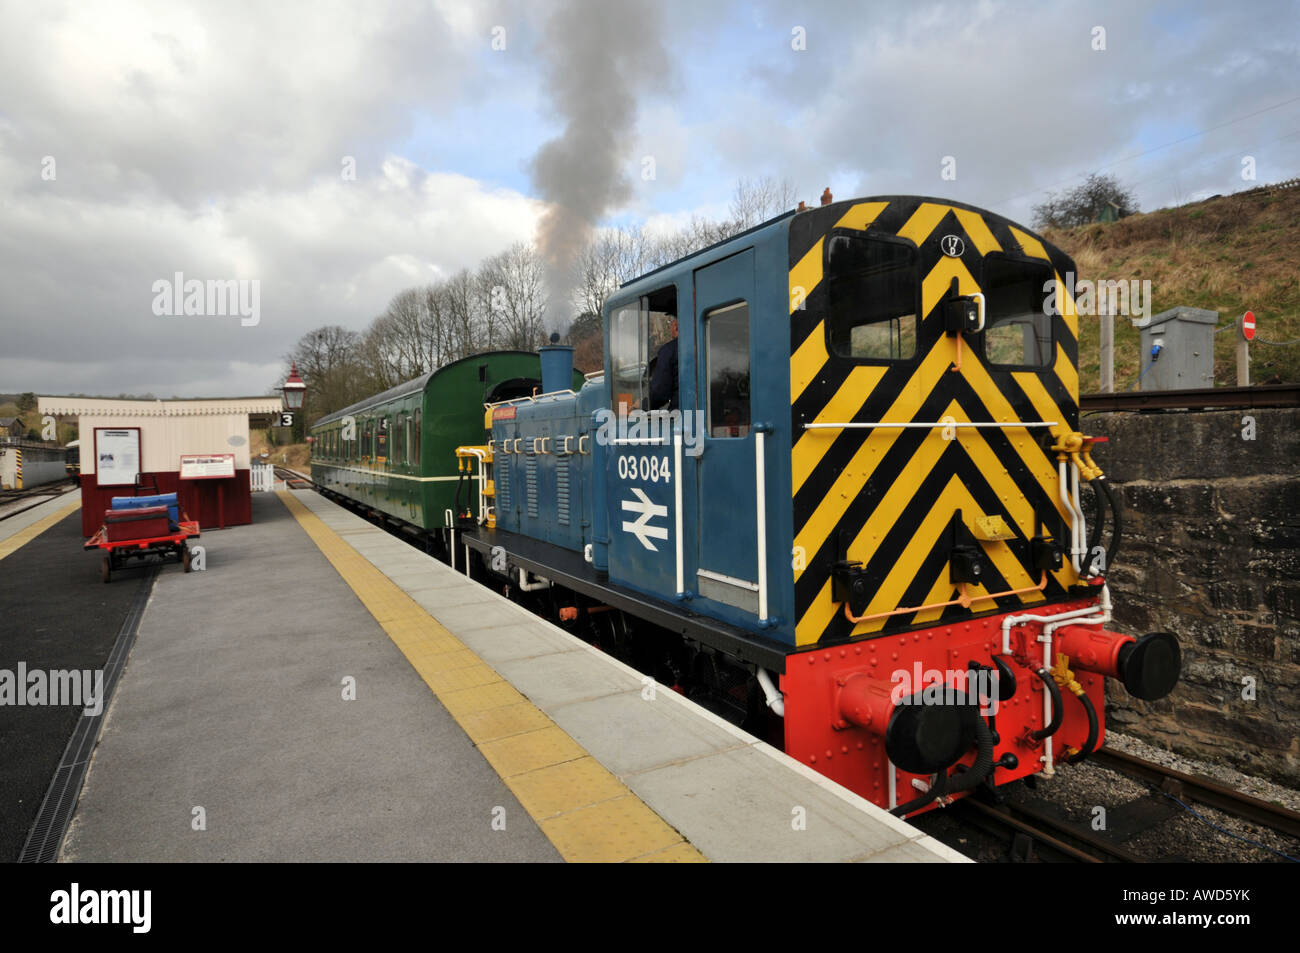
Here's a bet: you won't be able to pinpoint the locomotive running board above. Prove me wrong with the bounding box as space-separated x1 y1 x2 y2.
459 527 789 673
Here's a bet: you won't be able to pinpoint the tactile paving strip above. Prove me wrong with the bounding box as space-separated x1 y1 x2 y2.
277 490 706 863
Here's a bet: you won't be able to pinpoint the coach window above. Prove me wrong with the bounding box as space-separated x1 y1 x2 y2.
826 234 918 361
705 301 751 438
609 286 678 413
982 257 1054 367
412 409 421 465
404 415 413 466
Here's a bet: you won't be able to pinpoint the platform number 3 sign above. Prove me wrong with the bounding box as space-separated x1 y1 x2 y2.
279 412 294 427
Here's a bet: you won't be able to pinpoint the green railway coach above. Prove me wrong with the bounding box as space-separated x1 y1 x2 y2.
309 351 582 532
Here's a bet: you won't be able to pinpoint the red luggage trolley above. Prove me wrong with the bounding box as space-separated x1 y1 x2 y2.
84 505 202 583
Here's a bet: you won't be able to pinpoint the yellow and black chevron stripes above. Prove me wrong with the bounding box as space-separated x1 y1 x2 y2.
787 196 1082 647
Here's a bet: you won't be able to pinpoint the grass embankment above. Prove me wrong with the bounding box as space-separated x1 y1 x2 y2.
1041 185 1300 391
249 429 312 474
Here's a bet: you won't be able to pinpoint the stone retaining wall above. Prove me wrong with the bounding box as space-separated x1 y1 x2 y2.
1087 407 1299 785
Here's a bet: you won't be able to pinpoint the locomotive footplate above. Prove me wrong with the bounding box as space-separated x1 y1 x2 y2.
458 526 789 673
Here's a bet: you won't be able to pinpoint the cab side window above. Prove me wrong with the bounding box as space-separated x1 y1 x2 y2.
705 301 751 438
609 286 678 413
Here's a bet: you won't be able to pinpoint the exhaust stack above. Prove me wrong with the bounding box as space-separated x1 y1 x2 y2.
539 334 575 395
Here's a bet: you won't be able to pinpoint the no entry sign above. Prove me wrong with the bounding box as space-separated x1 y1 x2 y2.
1241 311 1256 341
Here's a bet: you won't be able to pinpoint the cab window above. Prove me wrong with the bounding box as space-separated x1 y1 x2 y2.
826 234 919 361
982 257 1054 367
609 286 677 413
705 301 750 438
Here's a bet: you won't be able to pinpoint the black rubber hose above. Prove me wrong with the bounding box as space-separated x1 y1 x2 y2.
1085 478 1108 574
945 716 996 794
1066 691 1099 764
1030 668 1064 740
453 466 470 524
1100 478 1123 571
889 764 949 817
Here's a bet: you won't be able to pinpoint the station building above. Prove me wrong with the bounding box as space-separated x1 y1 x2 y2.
37 396 285 537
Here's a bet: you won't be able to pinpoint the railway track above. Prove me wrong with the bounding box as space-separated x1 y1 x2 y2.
1080 383 1299 413
1089 748 1300 841
0 479 74 521
273 466 313 490
949 797 1144 863
926 747 1300 863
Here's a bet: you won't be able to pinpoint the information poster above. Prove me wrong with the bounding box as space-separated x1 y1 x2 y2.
94 428 141 486
180 453 236 479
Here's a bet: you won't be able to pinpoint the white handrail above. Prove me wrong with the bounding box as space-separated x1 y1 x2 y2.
803 420 1057 431
673 431 684 596
755 429 768 623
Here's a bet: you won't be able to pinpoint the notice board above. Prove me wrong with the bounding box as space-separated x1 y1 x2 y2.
93 427 141 486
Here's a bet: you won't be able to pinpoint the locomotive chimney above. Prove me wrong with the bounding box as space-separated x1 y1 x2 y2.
539 331 575 395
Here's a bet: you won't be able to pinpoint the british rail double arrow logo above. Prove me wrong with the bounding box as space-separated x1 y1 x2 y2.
620 488 669 551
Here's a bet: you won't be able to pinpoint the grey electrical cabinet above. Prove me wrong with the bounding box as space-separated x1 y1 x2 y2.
1130 306 1218 391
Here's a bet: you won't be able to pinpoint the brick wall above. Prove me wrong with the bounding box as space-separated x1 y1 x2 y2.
1087 407 1299 785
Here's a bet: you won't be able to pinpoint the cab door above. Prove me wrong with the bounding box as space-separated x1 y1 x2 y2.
693 249 761 616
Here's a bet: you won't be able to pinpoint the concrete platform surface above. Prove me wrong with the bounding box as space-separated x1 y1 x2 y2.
61 493 560 862
289 489 968 864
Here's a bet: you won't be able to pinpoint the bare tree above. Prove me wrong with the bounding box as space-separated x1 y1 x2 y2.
480 243 549 349
1033 173 1139 228
571 225 654 319
730 175 797 229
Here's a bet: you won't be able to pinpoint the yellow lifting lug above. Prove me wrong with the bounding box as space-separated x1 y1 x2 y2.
1050 652 1085 697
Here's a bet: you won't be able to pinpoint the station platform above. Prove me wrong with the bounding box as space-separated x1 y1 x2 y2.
7 487 967 863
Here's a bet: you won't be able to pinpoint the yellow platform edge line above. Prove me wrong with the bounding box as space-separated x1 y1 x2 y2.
0 500 82 562
274 490 706 864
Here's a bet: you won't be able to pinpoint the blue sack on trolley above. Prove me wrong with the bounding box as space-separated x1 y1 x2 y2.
111 493 180 524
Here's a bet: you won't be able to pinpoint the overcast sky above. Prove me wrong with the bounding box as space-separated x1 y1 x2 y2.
1 0 1297 398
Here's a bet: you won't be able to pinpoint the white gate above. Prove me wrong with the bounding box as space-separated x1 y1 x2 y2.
250 462 274 492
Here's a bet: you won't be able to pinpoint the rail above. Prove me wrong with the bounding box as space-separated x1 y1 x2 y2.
1081 384 1299 413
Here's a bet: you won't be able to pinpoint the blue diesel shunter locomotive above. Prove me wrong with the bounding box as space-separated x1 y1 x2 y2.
342 196 1181 816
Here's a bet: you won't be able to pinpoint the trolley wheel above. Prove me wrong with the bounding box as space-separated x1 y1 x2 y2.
182 546 192 572
101 555 111 584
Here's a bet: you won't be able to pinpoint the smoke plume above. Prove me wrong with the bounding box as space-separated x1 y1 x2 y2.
530 0 666 324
